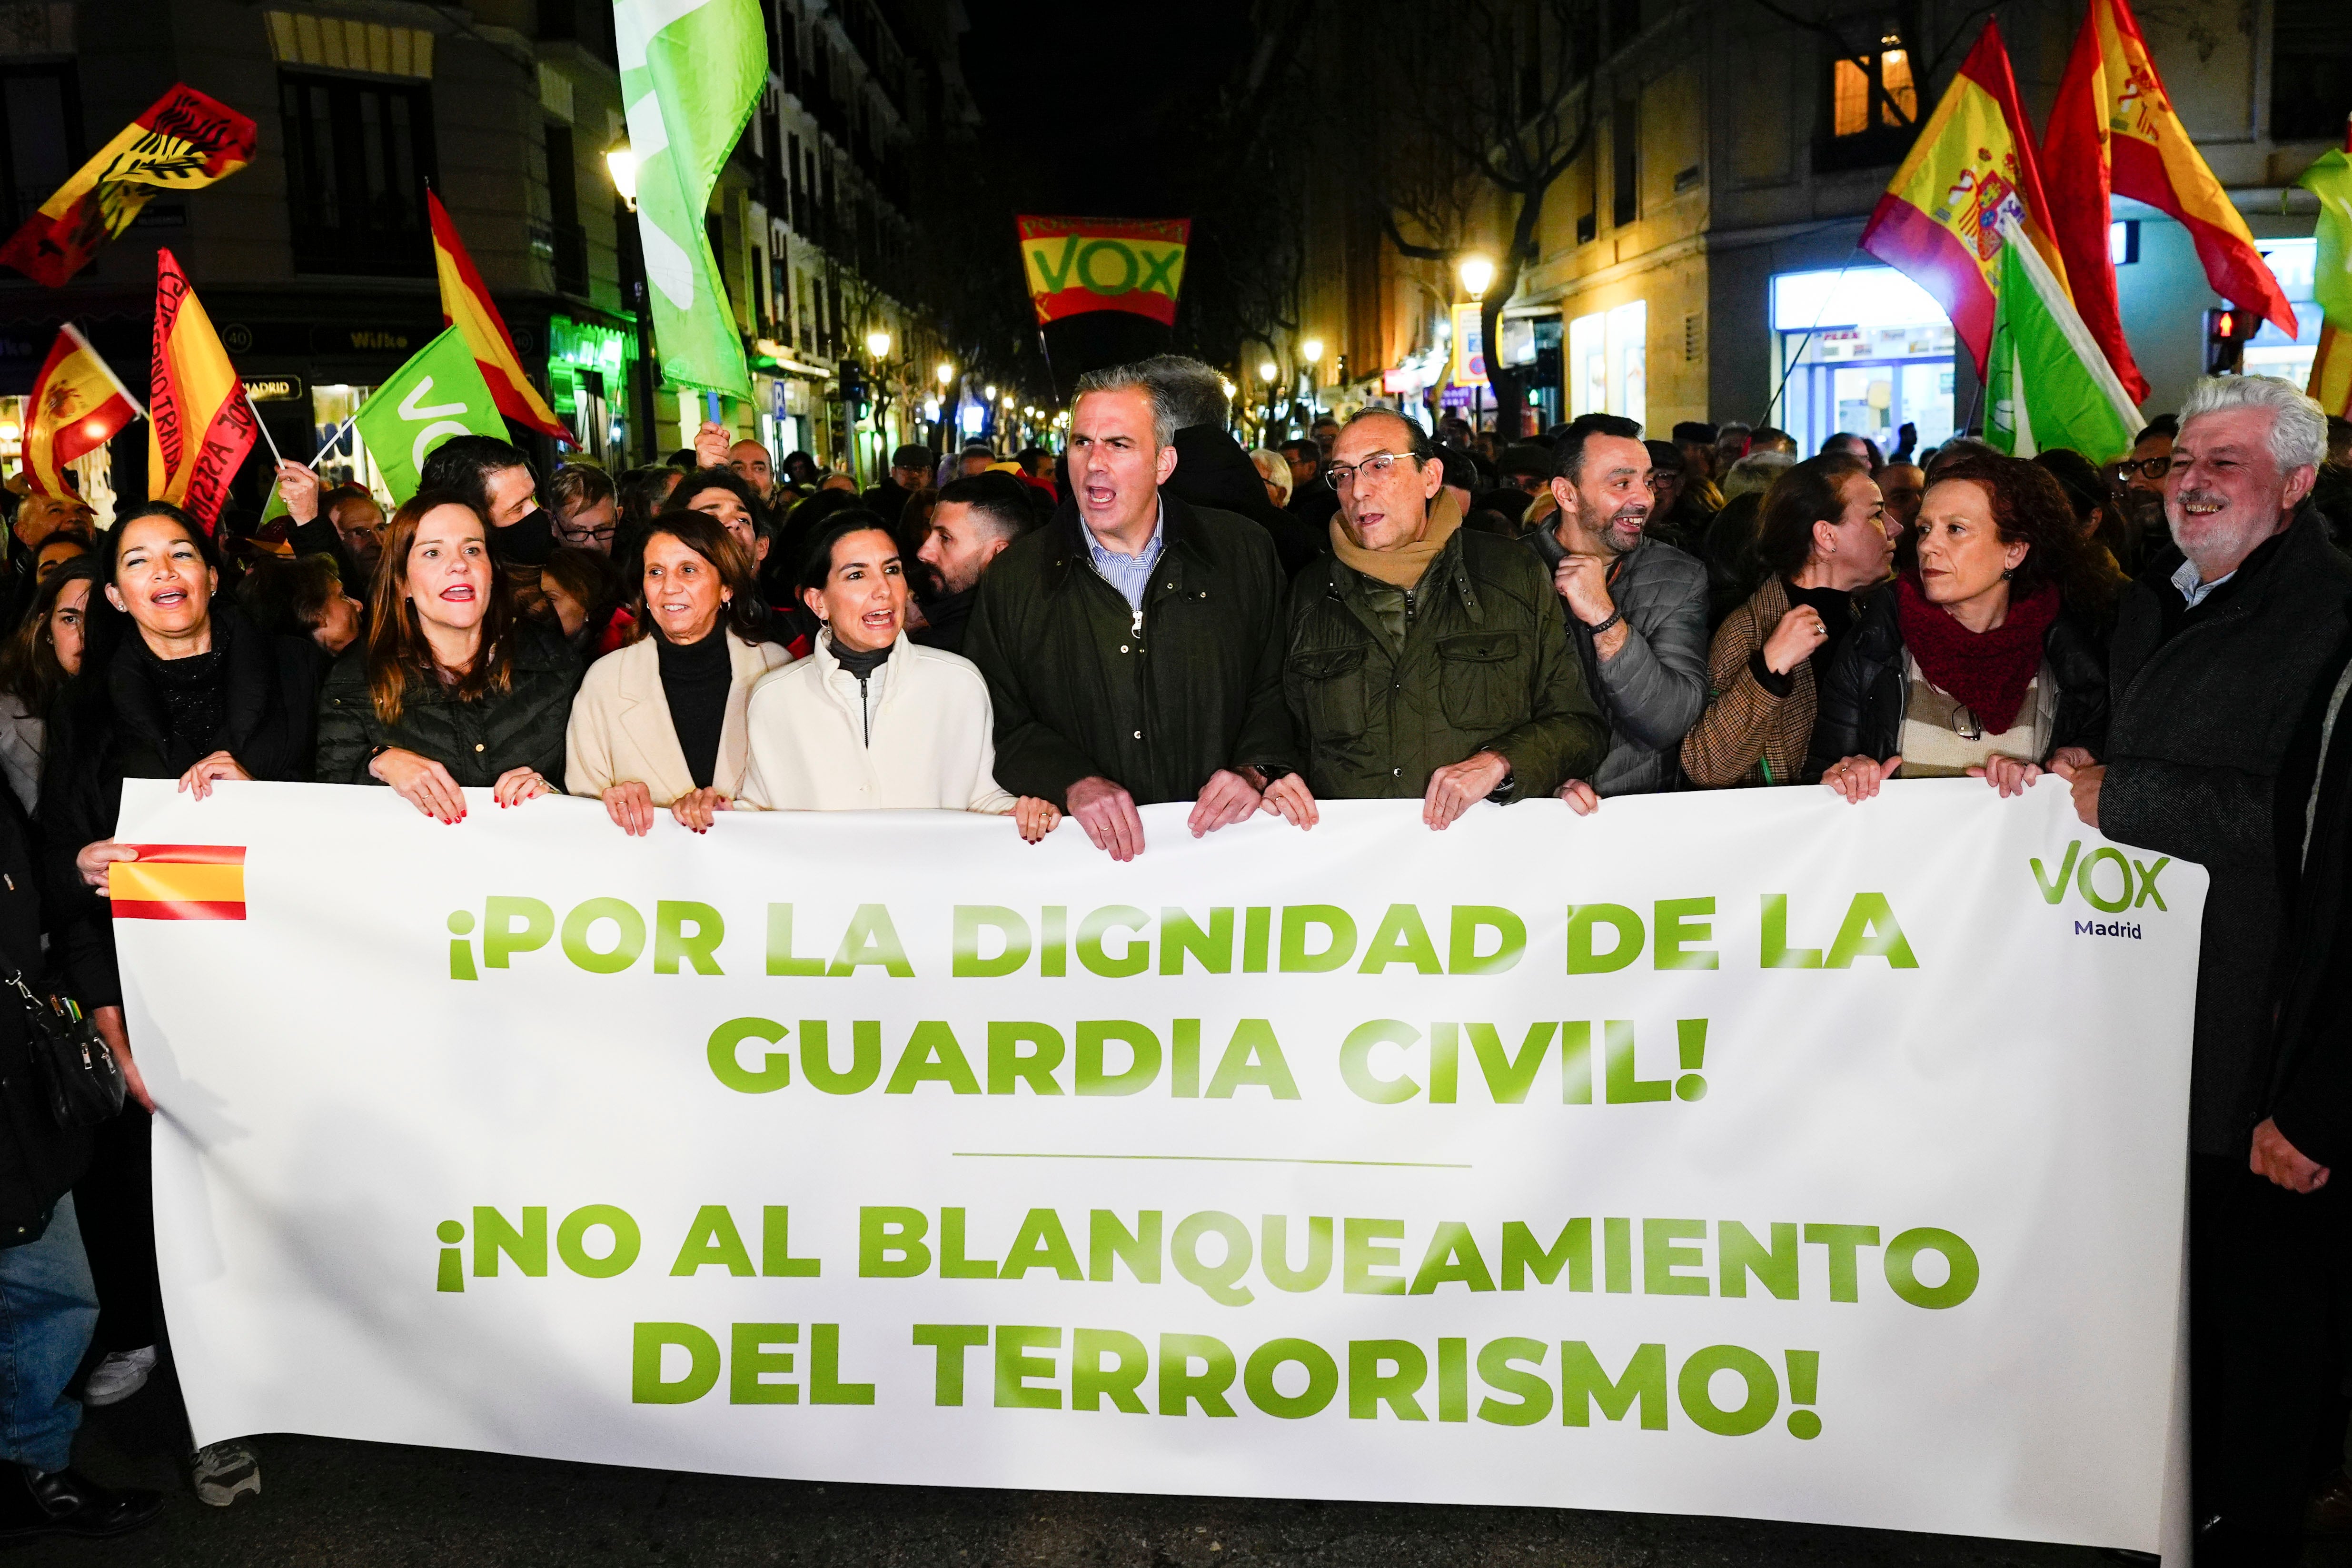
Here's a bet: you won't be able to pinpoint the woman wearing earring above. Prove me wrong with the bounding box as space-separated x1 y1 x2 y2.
735 512 1062 841
1808 450 2113 802
565 509 795 834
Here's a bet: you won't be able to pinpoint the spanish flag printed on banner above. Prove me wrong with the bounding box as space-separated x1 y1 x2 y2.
429 193 572 446
110 845 246 922
148 248 256 532
1860 20 2067 378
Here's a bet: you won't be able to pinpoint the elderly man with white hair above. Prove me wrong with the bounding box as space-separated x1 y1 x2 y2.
2053 374 2352 1565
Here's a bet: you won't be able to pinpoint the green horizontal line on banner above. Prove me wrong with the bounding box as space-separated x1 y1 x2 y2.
951 1152 1471 1170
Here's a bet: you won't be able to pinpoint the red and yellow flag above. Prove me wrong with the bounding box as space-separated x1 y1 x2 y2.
149 248 257 531
0 85 255 289
1017 216 1191 327
109 844 246 922
24 326 140 500
429 193 571 446
1860 21 2067 378
2043 0 2292 402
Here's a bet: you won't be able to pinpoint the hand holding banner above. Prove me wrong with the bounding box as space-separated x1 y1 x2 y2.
120 781 2197 1558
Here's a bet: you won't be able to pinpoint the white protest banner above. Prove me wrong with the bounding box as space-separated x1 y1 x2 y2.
113 778 2200 1555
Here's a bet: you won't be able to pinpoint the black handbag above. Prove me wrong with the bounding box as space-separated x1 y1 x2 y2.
0 958 125 1128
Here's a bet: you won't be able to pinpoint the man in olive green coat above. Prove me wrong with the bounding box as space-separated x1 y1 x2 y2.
1284 408 1606 826
963 360 1314 861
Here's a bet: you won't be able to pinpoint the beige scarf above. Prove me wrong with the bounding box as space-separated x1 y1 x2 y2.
1329 488 1464 589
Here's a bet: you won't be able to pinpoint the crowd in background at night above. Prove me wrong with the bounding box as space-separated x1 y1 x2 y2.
5 355 2352 1559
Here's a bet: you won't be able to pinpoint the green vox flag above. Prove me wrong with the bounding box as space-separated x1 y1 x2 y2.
352 326 507 504
615 0 760 401
1985 217 2141 463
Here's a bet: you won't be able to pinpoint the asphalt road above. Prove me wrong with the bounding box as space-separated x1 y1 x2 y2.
8 1358 2335 1567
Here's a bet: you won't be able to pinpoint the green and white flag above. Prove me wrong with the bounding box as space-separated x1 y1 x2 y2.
615 0 761 401
352 326 508 505
1985 216 2141 462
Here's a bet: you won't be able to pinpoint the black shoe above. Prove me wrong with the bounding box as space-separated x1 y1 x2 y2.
0 1463 164 1539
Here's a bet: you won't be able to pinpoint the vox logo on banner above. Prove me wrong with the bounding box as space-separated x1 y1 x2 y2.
351 326 509 504
1017 216 1190 327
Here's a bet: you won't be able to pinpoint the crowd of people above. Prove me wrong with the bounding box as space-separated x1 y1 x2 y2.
1 350 2350 1561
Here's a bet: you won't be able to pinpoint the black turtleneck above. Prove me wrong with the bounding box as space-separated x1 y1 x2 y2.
830 637 893 747
656 627 733 789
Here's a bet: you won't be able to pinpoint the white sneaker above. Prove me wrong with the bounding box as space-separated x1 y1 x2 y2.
80 1345 156 1407
190 1440 259 1507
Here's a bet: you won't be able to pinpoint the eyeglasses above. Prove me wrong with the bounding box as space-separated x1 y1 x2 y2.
1325 452 1413 491
2108 457 2169 481
558 521 618 545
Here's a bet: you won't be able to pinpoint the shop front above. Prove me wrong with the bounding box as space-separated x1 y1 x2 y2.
1769 266 1955 456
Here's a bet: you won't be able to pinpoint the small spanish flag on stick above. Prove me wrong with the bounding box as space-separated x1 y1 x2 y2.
109 845 246 921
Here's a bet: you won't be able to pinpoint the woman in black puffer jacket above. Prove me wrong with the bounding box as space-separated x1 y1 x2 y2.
314 492 579 818
40 499 319 1497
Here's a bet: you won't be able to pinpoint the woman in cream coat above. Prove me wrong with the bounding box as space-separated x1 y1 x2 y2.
737 513 1060 841
566 510 794 833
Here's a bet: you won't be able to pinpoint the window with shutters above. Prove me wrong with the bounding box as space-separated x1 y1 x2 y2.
279 70 437 276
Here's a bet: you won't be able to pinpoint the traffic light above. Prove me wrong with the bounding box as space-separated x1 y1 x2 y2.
838 359 868 420
2204 308 2258 375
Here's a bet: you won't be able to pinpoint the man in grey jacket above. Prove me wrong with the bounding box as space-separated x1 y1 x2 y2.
1525 414 1710 801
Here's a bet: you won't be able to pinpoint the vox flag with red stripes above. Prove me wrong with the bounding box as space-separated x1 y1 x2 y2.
25 326 142 500
109 845 246 922
1859 20 2068 378
428 193 572 446
2042 0 2295 402
0 85 255 288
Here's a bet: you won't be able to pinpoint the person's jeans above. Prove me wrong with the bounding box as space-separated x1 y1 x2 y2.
0 1194 98 1473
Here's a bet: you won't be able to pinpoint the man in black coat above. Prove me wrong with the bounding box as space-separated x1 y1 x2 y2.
2054 376 2352 1566
963 363 1310 861
0 795 162 1540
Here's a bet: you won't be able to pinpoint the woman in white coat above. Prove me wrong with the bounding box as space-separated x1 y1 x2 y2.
566 510 795 833
737 513 1060 841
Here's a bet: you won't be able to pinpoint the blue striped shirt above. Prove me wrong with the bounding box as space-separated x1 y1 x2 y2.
1085 502 1167 611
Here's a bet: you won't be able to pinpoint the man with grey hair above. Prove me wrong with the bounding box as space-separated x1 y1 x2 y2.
963 359 1314 861
2053 375 2352 1562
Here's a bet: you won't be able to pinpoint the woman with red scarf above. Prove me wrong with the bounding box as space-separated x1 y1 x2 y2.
1806 451 2114 801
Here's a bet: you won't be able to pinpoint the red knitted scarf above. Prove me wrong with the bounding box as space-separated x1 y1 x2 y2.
1893 574 2057 734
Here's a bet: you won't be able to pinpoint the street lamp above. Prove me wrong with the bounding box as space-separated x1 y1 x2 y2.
865 328 892 360
984 384 998 400
1458 254 1495 299
1257 359 1278 383
935 362 953 387
604 136 638 211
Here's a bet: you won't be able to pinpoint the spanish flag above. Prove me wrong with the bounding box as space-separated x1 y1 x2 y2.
1860 21 2067 378
0 85 256 289
2043 0 2292 403
25 326 141 500
109 845 246 921
429 193 572 446
148 248 256 531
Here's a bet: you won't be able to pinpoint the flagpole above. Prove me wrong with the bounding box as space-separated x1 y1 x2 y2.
1764 247 1863 430
310 411 357 466
244 387 288 468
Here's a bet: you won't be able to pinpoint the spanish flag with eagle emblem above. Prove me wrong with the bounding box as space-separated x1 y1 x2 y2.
1859 20 2069 380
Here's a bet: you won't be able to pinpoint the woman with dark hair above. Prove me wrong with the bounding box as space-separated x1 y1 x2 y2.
42 501 321 1502
314 492 580 822
0 557 95 813
566 509 796 834
1809 450 2112 801
671 468 816 655
234 553 364 661
2032 446 2140 584
735 513 1059 840
540 545 631 658
1681 454 1892 787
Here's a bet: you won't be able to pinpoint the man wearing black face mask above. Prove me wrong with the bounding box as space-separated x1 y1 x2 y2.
418 437 554 597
